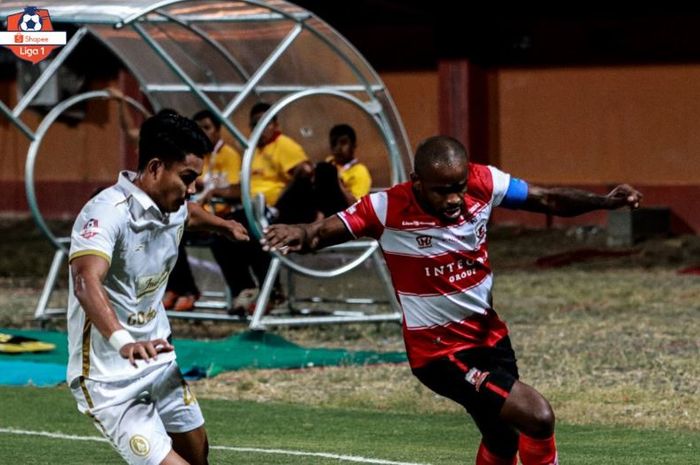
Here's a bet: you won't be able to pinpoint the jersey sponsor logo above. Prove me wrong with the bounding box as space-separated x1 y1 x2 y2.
127 308 157 327
441 232 471 243
79 218 100 239
401 220 436 227
465 367 489 392
136 270 169 299
129 434 150 457
415 235 432 249
423 258 478 278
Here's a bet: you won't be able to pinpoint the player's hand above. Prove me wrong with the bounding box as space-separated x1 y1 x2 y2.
260 224 305 254
606 184 642 209
119 338 174 368
221 219 249 242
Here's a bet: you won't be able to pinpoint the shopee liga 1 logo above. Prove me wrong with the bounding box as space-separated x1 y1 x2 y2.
0 6 66 64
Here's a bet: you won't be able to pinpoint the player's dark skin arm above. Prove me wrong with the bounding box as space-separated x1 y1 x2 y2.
521 184 642 216
496 185 641 440
261 215 351 254
70 255 173 367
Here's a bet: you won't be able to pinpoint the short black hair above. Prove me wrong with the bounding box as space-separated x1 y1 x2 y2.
414 136 468 177
249 102 277 123
329 124 356 146
192 109 221 129
250 102 271 117
156 108 179 118
137 113 212 171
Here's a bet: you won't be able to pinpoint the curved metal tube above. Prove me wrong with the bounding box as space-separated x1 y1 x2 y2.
25 90 149 252
241 88 393 278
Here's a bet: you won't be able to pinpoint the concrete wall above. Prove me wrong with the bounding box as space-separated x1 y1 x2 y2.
493 64 700 233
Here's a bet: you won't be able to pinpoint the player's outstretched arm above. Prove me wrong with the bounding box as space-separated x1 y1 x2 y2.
186 201 249 242
261 215 352 254
70 255 174 367
519 183 642 217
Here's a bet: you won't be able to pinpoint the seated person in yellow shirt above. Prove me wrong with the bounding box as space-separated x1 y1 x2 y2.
314 123 372 217
206 102 315 314
163 110 244 311
248 102 319 225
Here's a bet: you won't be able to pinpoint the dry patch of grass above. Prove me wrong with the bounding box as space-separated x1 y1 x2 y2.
194 363 462 415
193 268 699 431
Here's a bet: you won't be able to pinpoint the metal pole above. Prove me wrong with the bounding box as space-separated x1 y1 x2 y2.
33 242 68 320
248 256 282 330
221 23 303 119
145 84 383 94
0 100 34 140
13 27 88 117
25 90 149 252
132 22 248 146
371 248 402 315
155 10 252 84
241 88 389 279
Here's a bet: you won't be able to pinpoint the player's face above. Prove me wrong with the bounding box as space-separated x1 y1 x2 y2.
156 154 203 212
331 134 355 164
196 117 220 145
250 112 278 148
412 163 468 222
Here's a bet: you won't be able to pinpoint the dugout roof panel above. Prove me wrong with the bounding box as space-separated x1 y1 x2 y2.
1 0 411 181
1 0 410 255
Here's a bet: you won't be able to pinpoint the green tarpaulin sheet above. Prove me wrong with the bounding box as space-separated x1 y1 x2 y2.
0 328 407 386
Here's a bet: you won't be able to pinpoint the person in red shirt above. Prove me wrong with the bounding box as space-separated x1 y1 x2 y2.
261 135 642 465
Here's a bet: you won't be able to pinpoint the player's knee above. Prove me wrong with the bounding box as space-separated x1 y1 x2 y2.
528 400 555 437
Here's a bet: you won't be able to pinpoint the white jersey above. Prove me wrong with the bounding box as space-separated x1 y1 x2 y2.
67 171 186 384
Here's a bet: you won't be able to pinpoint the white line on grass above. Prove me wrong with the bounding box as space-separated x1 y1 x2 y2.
0 427 431 465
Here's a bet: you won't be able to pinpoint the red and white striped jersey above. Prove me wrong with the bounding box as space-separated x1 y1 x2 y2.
338 163 513 368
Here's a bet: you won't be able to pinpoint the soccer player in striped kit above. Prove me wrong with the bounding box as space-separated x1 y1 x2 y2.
262 135 642 465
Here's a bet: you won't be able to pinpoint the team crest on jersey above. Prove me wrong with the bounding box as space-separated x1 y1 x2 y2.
476 220 487 240
129 434 150 457
416 235 432 249
80 218 100 239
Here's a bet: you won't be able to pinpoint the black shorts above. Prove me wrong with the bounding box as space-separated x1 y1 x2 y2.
412 336 519 416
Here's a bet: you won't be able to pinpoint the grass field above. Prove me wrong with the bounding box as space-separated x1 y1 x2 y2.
1 386 698 464
0 217 698 463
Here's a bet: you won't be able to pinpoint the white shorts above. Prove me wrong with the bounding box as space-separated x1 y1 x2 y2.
70 360 204 465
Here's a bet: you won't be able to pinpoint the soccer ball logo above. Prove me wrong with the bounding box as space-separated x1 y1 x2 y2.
19 6 43 32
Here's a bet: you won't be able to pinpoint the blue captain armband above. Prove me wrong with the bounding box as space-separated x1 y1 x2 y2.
500 177 529 208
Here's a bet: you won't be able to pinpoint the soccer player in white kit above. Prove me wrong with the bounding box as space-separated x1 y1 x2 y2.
261 136 642 465
67 112 248 465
